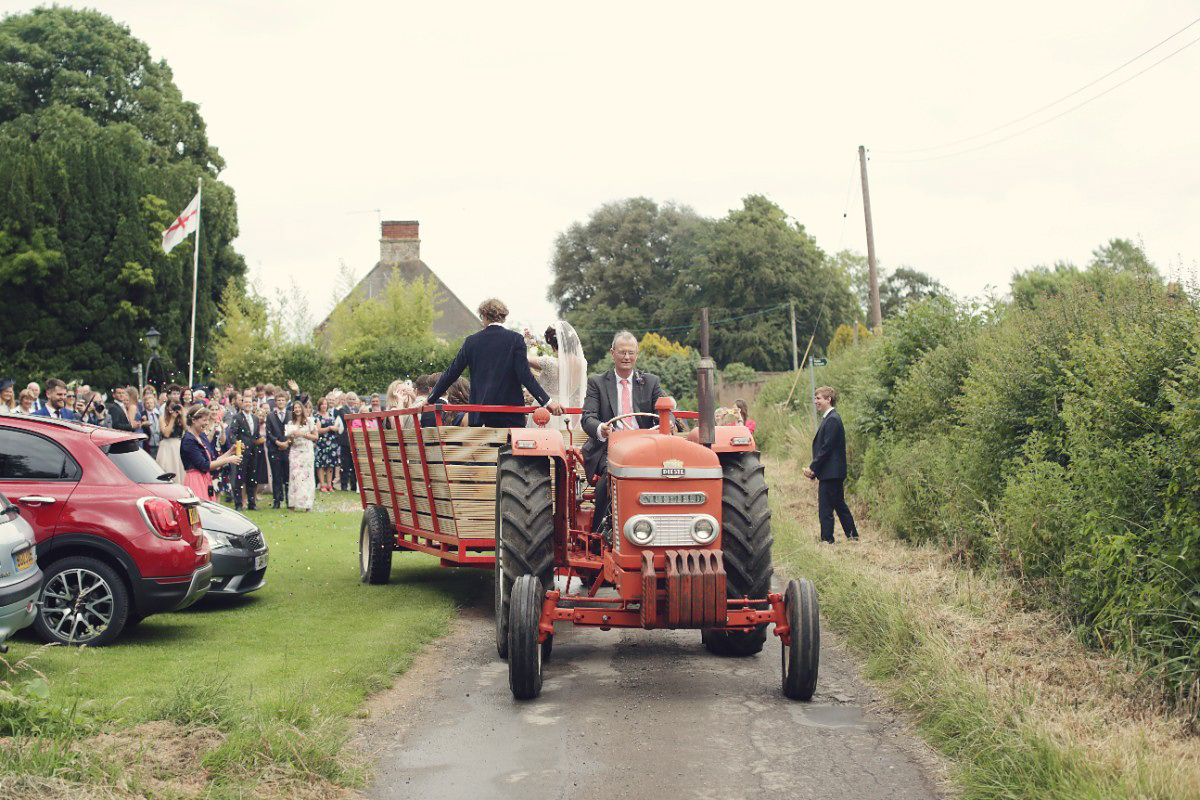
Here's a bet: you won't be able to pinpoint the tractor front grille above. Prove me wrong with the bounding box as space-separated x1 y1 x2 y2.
638 514 701 546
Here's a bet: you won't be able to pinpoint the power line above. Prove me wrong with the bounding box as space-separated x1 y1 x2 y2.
877 30 1200 163
872 14 1200 161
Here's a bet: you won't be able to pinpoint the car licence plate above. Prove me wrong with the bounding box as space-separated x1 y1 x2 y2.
255 553 268 570
187 507 200 527
15 547 33 571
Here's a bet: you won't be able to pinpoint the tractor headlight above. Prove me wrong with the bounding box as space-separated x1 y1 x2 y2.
690 515 718 545
624 516 655 546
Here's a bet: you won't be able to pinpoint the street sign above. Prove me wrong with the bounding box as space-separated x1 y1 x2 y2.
810 357 828 367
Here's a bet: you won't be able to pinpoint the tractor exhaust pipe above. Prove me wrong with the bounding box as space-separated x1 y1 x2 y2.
697 308 716 447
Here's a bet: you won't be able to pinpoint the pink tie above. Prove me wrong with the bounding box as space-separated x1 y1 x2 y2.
620 378 633 429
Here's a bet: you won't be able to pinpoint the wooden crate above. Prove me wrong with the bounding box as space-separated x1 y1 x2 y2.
353 425 511 539
352 424 598 541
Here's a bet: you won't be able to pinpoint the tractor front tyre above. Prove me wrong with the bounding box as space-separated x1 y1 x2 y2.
359 505 393 584
782 578 820 700
495 449 555 659
703 452 773 657
508 575 546 700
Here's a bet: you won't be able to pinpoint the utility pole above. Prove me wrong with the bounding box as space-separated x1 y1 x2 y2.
859 145 883 334
809 357 818 430
697 308 715 447
790 301 798 371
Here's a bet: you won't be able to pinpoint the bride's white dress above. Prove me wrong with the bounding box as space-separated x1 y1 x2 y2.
532 321 587 432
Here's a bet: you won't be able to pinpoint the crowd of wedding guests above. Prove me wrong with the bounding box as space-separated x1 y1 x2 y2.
0 372 477 514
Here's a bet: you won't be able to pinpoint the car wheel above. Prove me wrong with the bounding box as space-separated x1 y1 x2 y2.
34 556 130 647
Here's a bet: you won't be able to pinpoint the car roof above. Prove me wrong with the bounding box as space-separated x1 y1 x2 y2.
2 414 144 446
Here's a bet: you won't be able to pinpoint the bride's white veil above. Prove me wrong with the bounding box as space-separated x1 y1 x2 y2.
555 320 587 428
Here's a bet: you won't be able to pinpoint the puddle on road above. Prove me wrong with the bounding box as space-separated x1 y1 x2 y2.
792 703 868 728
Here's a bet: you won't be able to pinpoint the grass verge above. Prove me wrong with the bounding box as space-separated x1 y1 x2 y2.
0 492 487 799
768 453 1200 800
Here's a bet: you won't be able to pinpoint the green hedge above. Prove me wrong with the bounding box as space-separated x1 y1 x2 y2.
763 269 1200 709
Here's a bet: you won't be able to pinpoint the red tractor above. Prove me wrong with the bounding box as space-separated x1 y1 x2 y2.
349 324 819 701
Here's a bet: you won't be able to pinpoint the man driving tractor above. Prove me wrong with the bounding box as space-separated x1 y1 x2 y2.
581 330 666 532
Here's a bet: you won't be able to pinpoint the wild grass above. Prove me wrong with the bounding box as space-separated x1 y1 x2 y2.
768 454 1200 800
0 492 487 798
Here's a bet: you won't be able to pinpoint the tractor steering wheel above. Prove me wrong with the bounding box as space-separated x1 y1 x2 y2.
604 412 661 431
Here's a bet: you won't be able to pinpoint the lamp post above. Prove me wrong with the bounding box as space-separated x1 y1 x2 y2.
142 327 162 392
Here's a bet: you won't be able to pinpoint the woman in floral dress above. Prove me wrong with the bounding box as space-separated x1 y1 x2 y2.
314 396 341 492
285 401 318 511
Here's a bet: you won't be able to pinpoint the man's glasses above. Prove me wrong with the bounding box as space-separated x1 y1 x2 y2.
613 350 637 358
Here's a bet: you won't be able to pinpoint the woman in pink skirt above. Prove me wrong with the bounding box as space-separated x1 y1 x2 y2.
180 405 242 501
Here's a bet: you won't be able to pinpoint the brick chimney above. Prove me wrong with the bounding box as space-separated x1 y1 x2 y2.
380 220 420 263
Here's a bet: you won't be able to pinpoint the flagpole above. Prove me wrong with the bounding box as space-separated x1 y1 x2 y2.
187 177 202 388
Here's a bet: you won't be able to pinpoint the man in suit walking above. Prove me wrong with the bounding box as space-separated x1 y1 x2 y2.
427 298 562 427
229 390 262 511
581 331 667 532
803 386 858 543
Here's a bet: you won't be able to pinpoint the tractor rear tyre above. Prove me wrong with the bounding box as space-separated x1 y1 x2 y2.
495 449 555 659
703 452 773 657
782 578 820 700
359 505 393 584
508 575 545 700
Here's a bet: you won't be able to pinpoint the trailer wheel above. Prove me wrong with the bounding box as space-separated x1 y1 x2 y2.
782 578 820 700
508 575 545 700
359 505 393 584
495 449 554 659
703 452 774 656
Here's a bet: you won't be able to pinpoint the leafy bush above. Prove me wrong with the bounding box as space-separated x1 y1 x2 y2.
330 337 460 396
639 332 694 358
769 245 1200 706
720 361 758 384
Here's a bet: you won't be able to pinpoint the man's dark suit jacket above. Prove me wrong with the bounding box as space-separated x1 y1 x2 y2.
809 408 848 480
265 410 289 460
106 402 134 432
229 410 261 483
581 369 666 481
428 325 551 427
333 405 350 447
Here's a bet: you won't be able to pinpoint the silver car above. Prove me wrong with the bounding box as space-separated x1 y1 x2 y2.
0 491 42 651
197 502 268 596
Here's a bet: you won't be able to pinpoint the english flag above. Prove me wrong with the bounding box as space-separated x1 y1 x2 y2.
162 192 200 254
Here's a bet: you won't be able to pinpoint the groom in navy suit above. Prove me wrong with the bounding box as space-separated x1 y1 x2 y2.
428 298 562 427
803 385 858 542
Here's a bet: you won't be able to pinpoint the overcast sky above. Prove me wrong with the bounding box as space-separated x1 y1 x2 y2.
9 1 1200 333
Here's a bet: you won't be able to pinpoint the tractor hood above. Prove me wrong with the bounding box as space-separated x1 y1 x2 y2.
607 431 722 480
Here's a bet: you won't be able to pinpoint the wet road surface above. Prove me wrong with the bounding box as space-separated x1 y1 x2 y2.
358 595 946 800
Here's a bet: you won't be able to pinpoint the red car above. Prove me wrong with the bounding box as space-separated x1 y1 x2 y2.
0 414 211 646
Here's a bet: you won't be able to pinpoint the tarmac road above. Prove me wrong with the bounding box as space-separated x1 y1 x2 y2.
358 593 947 800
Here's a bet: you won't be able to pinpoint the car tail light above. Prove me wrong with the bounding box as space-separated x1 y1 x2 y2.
139 497 184 540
